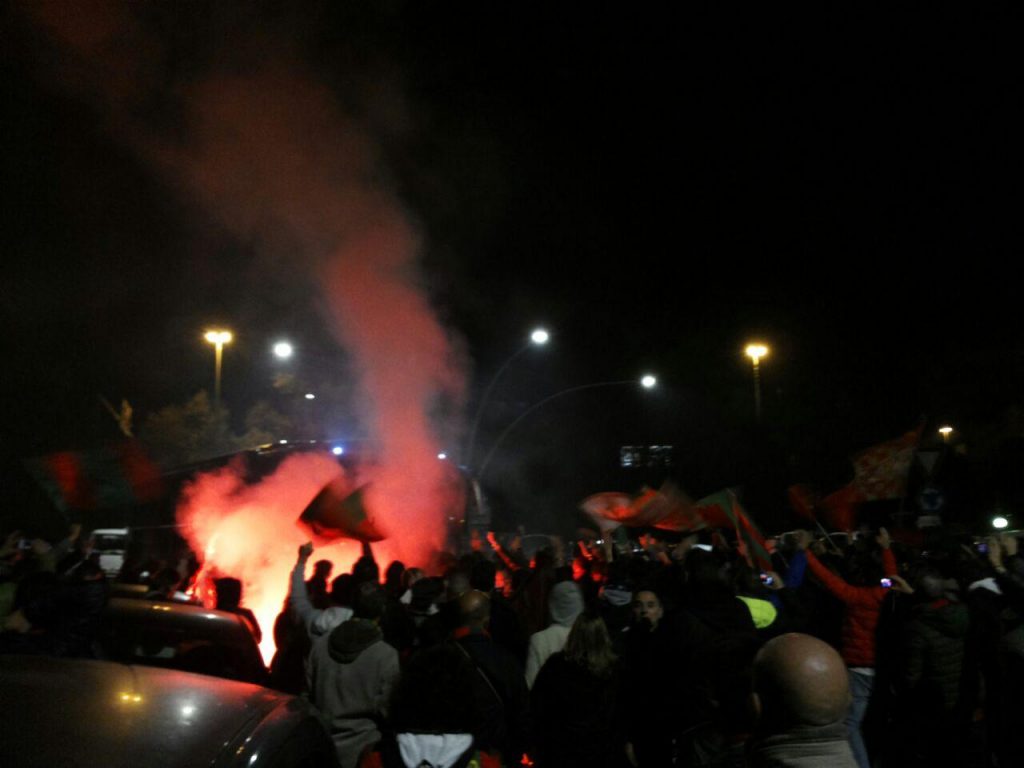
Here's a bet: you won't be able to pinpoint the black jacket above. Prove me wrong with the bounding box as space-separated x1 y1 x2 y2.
900 599 970 714
530 651 619 767
453 630 530 765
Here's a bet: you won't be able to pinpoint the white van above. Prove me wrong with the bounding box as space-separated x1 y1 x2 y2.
91 528 130 578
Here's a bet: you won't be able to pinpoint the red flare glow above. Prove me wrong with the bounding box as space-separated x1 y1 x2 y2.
176 450 467 665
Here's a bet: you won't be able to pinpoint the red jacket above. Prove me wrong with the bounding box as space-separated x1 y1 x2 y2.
805 547 897 668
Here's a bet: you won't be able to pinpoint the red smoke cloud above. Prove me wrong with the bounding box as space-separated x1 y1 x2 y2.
175 452 354 664
176 450 456 664
24 2 470 617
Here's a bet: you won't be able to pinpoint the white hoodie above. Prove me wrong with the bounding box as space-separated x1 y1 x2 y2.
290 560 352 637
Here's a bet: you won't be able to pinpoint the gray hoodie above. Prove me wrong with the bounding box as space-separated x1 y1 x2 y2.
307 618 400 768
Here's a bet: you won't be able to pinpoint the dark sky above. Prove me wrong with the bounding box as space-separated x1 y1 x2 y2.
2 4 1022 530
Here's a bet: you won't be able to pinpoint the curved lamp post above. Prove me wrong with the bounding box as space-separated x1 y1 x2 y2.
476 374 657 484
464 327 550 467
204 330 233 406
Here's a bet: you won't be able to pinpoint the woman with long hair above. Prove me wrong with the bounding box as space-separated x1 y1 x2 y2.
529 610 622 767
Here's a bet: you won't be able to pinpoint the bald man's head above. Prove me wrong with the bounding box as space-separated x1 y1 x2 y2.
457 589 491 630
752 633 850 731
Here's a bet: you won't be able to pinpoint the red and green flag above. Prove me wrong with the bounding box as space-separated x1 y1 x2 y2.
298 480 385 543
694 489 772 571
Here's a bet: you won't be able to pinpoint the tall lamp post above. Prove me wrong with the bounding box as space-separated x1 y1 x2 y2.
476 374 657 484
465 327 550 467
744 343 769 422
204 330 233 406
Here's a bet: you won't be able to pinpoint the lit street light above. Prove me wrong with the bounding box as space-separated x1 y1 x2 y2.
993 516 1009 530
744 342 769 422
938 425 953 443
465 326 550 467
476 375 658 483
203 329 233 406
273 341 294 359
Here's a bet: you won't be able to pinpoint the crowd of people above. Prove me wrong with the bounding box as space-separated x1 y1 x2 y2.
264 524 1024 768
2 520 1023 768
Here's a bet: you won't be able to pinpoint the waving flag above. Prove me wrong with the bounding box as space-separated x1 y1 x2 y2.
694 489 772 571
298 480 385 543
819 483 862 532
580 492 633 533
787 484 818 522
580 483 703 533
851 426 922 500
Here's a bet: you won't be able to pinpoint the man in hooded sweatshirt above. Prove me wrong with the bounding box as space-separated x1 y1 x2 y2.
307 580 400 768
525 579 584 688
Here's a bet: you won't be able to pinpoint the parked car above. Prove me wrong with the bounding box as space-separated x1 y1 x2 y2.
96 597 268 685
0 654 338 768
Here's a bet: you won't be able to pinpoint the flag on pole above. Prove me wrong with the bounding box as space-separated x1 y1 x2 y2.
819 483 862 531
850 426 922 500
297 480 385 543
694 489 772 571
786 484 818 522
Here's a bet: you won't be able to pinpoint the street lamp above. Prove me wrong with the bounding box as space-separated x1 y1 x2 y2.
465 327 550 467
744 343 769 422
938 425 953 444
203 329 233 405
476 374 658 483
273 341 294 359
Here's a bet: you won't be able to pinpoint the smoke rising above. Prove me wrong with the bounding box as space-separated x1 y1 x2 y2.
22 3 467 595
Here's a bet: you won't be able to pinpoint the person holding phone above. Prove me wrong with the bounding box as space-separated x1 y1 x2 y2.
795 528 903 768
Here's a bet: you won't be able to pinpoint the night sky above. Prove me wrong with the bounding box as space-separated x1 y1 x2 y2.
3 4 1022 532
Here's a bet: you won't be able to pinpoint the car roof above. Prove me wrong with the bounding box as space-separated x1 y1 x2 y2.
98 597 267 683
0 655 300 768
103 597 252 637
